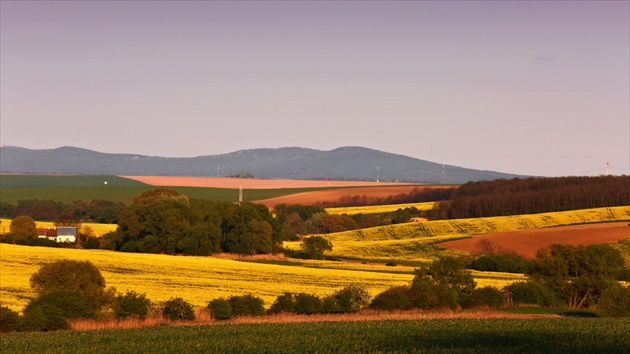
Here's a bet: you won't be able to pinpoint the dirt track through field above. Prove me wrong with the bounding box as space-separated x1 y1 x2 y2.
438 222 630 258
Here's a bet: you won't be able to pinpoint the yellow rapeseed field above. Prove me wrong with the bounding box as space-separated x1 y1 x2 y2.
0 244 525 312
314 206 630 261
325 202 436 215
0 244 414 311
0 218 117 237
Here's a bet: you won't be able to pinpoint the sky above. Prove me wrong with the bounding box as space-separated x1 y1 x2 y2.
1 1 628 177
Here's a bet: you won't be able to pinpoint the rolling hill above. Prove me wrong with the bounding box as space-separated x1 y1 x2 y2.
0 146 523 184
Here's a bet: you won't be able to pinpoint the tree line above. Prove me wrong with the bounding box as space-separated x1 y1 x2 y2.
433 176 630 219
0 199 125 224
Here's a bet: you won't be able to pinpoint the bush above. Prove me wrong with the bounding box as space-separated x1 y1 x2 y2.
27 290 96 319
301 236 333 260
507 281 560 307
267 292 296 314
408 279 458 310
294 293 323 314
162 297 195 321
370 286 411 311
228 294 265 317
0 306 20 332
207 298 232 320
331 284 371 313
470 253 531 273
463 287 505 309
114 291 150 319
29 259 111 310
598 284 630 317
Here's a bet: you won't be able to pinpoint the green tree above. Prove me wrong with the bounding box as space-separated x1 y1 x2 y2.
0 306 20 332
598 283 630 317
29 259 113 310
527 244 624 308
267 292 296 314
301 236 333 260
114 291 150 319
162 297 195 321
207 298 232 320
330 283 371 313
10 215 37 240
228 294 265 317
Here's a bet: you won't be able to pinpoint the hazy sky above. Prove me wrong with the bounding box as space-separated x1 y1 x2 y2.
1 1 628 177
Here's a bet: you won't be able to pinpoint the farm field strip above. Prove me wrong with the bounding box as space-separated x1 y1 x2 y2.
4 317 629 353
325 202 436 215
317 206 630 261
0 244 413 311
0 219 117 237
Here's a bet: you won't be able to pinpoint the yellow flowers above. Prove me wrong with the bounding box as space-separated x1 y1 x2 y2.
325 202 436 215
319 206 630 261
0 218 117 237
0 244 414 311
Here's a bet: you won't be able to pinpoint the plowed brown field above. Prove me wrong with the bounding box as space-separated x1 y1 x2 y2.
438 222 630 259
122 175 413 189
121 175 442 208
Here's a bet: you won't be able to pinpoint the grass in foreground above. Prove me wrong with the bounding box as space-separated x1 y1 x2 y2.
2 318 629 354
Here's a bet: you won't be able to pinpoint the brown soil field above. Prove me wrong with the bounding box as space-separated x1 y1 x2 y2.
122 175 414 189
438 222 630 259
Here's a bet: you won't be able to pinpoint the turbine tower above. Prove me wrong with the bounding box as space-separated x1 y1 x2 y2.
606 161 610 176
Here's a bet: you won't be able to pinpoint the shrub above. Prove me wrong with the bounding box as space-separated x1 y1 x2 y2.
463 287 505 309
471 253 531 273
29 259 112 310
507 281 560 307
267 292 296 314
114 291 150 319
370 286 411 311
0 306 20 332
26 290 96 320
598 284 630 317
321 295 340 314
162 297 195 321
228 294 265 317
294 293 323 314
331 283 371 313
408 279 458 310
207 298 232 320
301 236 333 260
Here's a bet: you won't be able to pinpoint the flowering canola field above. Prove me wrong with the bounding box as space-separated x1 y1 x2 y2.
0 219 117 237
295 206 630 261
0 244 414 311
325 202 436 215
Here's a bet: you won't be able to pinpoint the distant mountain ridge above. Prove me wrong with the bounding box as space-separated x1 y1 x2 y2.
0 146 524 183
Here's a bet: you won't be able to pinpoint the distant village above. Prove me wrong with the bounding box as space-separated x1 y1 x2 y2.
36 226 77 243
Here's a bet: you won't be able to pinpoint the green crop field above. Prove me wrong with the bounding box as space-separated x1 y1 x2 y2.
2 318 628 353
0 174 339 204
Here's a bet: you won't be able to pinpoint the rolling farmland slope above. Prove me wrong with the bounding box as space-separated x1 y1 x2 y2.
287 206 630 262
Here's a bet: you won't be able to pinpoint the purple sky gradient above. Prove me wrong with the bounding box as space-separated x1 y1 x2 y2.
1 1 628 177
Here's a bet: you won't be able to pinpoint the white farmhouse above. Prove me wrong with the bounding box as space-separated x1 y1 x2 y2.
56 227 77 243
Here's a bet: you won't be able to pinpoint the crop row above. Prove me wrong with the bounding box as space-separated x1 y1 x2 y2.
3 318 629 353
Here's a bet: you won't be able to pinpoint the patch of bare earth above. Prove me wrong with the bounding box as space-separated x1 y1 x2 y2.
70 309 558 331
121 175 414 189
438 222 630 259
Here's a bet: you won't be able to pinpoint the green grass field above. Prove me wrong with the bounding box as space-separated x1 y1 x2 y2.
0 174 342 204
2 318 628 353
